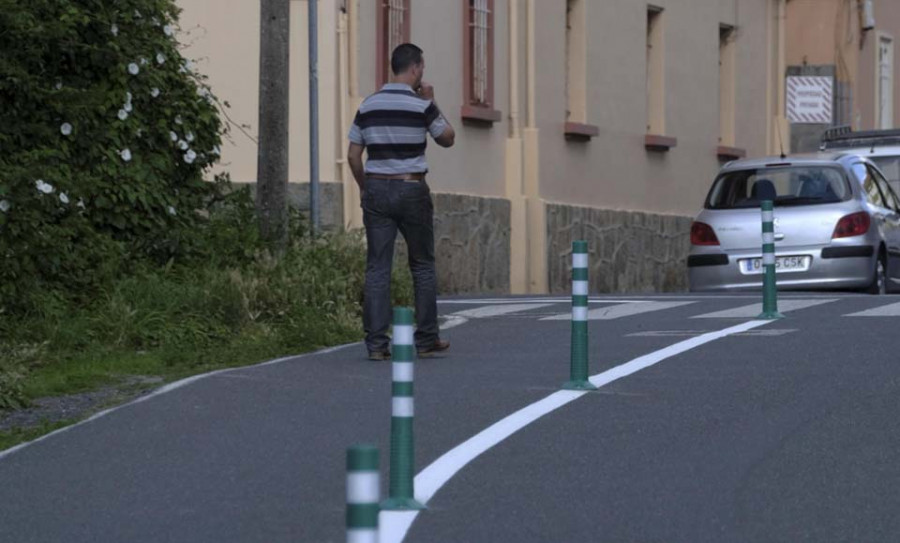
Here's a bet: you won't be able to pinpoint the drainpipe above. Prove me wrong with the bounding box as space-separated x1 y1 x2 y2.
506 0 528 293
776 0 787 155
509 0 521 140
342 0 362 228
523 0 547 293
526 0 536 130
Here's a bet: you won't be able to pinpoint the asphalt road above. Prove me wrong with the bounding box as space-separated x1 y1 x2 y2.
3 293 900 542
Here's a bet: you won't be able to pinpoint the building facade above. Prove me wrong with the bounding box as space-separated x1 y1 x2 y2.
178 0 794 294
786 0 900 151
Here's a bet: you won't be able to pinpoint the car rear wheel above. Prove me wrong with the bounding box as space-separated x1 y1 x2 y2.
866 253 887 295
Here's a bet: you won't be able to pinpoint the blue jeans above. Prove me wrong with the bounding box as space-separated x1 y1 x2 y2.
361 178 439 353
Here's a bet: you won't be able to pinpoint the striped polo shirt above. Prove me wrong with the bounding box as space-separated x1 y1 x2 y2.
348 83 448 175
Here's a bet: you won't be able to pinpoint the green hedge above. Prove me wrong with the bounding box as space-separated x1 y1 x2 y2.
0 0 224 310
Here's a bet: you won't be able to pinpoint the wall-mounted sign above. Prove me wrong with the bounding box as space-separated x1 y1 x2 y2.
786 76 833 124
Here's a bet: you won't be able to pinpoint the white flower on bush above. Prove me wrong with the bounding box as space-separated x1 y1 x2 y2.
156 53 166 65
175 115 183 125
184 150 197 164
60 123 73 136
134 9 142 18
0 200 10 213
118 109 129 121
111 24 119 36
164 25 174 37
77 199 85 209
185 132 195 143
59 192 69 204
123 102 133 113
167 205 177 216
55 81 63 90
140 57 148 66
126 91 133 103
151 88 160 98
170 131 178 142
178 140 189 151
35 180 54 194
120 149 132 162
128 63 140 75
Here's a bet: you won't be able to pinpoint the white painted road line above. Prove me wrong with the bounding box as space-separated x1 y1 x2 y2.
451 303 555 319
379 319 770 543
691 298 836 319
628 329 797 338
439 298 654 305
540 301 695 321
844 301 900 317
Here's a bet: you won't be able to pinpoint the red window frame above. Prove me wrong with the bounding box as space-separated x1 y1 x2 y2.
462 0 501 123
376 0 411 88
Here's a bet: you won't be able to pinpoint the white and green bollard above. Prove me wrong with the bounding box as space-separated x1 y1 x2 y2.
563 240 597 390
346 445 380 543
381 307 426 510
758 200 784 319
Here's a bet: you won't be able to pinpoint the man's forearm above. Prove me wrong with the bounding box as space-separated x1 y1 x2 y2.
349 158 365 190
348 144 366 189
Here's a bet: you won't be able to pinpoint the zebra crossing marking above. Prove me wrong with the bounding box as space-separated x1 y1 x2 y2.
844 300 900 317
451 303 555 319
540 301 695 321
691 298 836 319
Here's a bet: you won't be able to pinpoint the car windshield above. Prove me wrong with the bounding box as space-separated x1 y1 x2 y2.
706 166 851 209
869 155 900 193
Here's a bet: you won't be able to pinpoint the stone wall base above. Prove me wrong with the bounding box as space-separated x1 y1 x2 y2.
546 203 692 294
234 182 689 294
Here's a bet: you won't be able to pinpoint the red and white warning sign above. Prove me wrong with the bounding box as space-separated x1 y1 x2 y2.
786 76 833 124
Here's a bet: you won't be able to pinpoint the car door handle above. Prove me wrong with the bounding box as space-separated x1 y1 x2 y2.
774 233 785 241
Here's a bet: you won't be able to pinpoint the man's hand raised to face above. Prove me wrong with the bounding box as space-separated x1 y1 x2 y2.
417 82 435 102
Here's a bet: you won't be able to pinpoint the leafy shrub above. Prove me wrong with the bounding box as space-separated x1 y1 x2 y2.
0 0 223 309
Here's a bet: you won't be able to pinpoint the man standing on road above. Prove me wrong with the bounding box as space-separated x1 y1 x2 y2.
347 43 456 361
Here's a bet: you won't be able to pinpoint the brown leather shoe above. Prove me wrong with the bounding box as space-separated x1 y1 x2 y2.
417 339 450 357
368 350 391 361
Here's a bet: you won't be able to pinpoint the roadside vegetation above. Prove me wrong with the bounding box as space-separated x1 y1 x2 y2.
0 0 412 449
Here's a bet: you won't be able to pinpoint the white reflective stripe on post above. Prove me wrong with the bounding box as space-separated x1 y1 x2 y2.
763 232 775 244
572 280 588 296
572 306 588 321
763 253 776 265
762 210 774 223
347 529 378 543
392 325 414 346
572 253 588 268
392 397 415 417
346 472 380 503
393 362 414 383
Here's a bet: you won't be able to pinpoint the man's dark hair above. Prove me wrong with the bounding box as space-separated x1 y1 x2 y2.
391 43 423 75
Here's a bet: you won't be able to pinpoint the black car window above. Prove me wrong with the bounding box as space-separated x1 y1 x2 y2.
869 156 900 192
869 164 900 211
853 162 887 208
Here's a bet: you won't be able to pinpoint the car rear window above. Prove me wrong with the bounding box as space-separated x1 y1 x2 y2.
705 166 851 209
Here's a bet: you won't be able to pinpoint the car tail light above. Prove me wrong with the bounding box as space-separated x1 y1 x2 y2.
832 212 870 239
690 222 720 246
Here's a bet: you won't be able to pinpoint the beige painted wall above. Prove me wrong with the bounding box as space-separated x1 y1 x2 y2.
786 0 900 131
858 0 900 130
178 0 341 184
177 0 772 216
536 0 771 216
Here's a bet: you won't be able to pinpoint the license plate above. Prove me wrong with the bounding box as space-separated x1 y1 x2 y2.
739 255 811 274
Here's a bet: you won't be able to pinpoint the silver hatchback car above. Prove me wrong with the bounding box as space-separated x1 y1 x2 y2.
688 152 900 293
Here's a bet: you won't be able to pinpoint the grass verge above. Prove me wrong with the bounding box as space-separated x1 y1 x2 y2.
0 229 414 452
